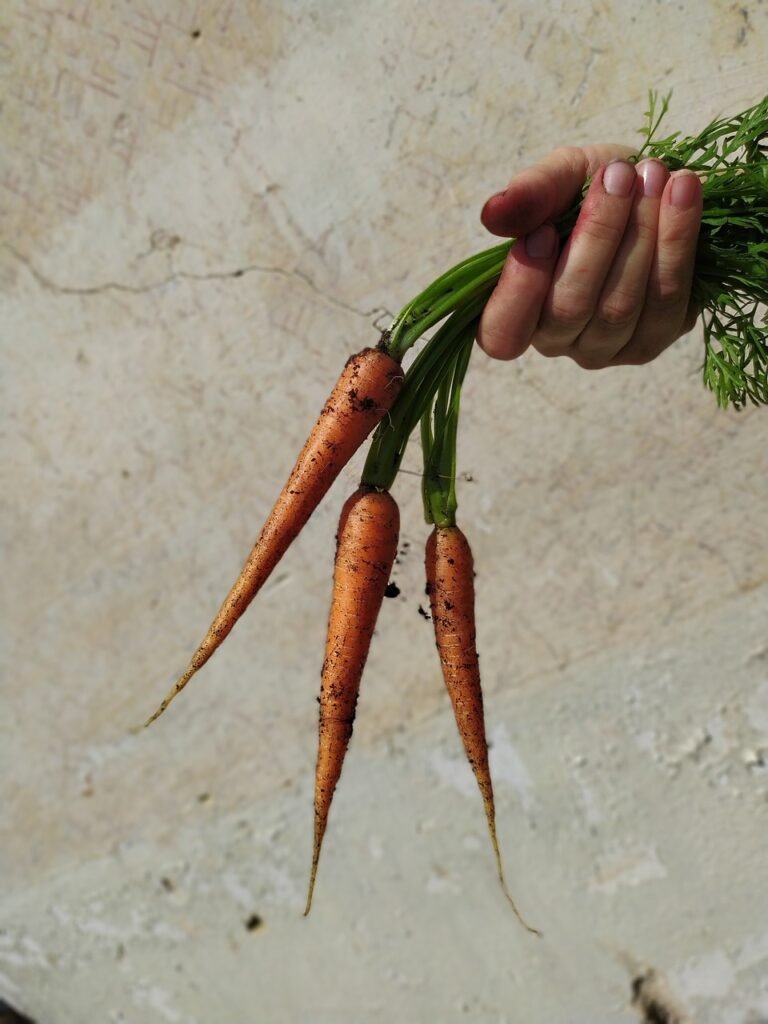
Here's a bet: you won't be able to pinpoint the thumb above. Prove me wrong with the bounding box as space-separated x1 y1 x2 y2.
481 143 635 238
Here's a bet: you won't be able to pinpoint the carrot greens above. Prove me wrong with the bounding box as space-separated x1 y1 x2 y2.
636 92 768 407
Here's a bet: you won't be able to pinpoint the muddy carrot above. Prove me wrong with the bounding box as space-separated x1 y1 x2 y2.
420 335 538 932
146 347 403 726
425 524 540 935
305 485 400 914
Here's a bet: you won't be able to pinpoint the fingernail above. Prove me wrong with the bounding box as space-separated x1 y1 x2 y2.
525 223 556 260
670 171 700 209
487 189 508 203
603 160 636 197
637 158 668 198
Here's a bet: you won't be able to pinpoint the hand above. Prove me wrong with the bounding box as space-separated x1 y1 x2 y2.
477 145 703 368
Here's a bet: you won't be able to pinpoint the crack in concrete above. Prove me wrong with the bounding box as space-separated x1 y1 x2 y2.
4 243 379 321
570 45 604 108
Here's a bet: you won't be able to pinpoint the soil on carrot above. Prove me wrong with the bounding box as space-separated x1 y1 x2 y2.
350 393 376 413
347 388 378 413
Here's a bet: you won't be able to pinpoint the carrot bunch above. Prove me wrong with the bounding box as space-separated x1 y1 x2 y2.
146 289 537 923
145 93 768 924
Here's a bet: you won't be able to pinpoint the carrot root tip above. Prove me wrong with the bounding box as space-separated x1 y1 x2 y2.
303 890 314 917
144 663 197 727
500 879 542 938
304 855 320 916
490 831 542 937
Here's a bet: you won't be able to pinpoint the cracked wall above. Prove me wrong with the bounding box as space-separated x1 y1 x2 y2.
2 2 768 1023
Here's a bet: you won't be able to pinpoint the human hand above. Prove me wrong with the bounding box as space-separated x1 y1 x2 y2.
477 145 703 368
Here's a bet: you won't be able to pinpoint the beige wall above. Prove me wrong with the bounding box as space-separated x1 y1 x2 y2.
2 2 767 1021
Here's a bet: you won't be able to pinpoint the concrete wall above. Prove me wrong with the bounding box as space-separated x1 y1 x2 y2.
2 2 767 1021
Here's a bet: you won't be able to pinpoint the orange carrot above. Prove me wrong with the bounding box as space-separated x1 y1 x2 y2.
305 485 399 914
425 524 540 935
146 347 402 727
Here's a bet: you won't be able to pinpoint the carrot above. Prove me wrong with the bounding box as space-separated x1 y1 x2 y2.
305 485 399 914
425 524 540 935
146 347 403 727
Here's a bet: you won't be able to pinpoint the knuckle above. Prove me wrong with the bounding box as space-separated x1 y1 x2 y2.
477 325 518 361
547 290 592 331
631 219 658 248
532 339 573 360
477 310 525 361
552 145 587 172
646 259 691 314
580 215 625 249
571 348 609 370
646 279 686 316
652 239 694 287
595 291 640 329
661 213 700 245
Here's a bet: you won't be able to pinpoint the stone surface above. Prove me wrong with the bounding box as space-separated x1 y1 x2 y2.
2 2 768 1022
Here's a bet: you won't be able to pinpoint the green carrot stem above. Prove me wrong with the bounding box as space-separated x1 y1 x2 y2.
421 330 474 528
386 245 511 362
419 409 435 525
363 294 489 492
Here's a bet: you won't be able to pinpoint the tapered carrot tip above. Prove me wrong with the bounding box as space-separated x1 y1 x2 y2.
144 663 197 727
304 811 329 916
487 820 542 937
303 877 316 917
304 851 320 916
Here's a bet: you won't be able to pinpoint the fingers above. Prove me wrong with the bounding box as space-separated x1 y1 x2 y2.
613 170 703 365
481 143 635 238
479 158 639 359
572 158 670 366
477 152 703 367
535 161 639 357
476 224 560 360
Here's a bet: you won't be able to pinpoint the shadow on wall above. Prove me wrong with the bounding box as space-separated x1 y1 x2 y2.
629 966 768 1024
0 1000 35 1024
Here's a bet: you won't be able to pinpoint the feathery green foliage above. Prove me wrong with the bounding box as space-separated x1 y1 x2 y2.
639 91 768 408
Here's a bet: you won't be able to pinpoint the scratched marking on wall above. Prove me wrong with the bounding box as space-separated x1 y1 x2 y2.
1 1 288 268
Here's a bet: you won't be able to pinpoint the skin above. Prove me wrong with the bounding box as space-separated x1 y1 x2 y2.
477 145 703 368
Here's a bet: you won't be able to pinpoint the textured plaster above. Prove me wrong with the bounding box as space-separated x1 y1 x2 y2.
2 2 768 1022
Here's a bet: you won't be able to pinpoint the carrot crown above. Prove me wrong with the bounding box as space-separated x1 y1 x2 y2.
362 296 487 494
